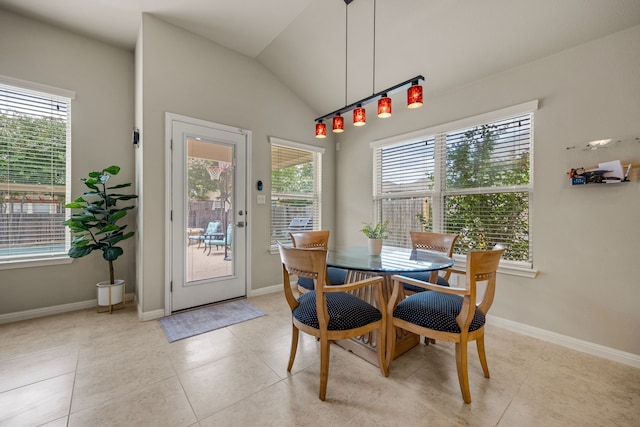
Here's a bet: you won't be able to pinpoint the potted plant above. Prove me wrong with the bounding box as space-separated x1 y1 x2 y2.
63 165 138 312
360 220 389 256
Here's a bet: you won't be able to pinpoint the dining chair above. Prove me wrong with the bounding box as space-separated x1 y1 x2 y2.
277 243 389 400
289 230 347 294
386 246 505 404
401 231 458 294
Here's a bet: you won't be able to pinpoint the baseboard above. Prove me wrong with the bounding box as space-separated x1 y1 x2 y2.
488 314 640 369
248 283 288 297
138 307 165 321
0 293 135 324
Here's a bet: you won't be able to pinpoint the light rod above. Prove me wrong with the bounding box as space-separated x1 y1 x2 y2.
315 75 424 122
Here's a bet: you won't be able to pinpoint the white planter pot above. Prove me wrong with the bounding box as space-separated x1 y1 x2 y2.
368 238 383 256
96 279 125 308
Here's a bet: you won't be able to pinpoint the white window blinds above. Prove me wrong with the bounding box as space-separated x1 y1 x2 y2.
270 139 322 246
0 80 72 262
373 105 534 265
442 115 532 262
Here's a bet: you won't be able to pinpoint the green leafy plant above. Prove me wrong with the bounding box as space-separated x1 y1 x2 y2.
63 166 138 284
360 221 390 239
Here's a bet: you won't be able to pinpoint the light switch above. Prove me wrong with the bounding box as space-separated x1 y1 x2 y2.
257 195 266 204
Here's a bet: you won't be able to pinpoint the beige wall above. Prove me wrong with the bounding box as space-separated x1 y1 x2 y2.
335 25 640 355
0 9 135 313
136 15 337 314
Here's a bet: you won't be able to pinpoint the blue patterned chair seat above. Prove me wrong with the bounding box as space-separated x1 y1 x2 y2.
400 271 450 293
294 291 381 330
297 267 347 291
393 292 485 333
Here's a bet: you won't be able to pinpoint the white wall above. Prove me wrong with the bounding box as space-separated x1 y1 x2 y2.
136 15 337 314
0 9 135 314
336 25 640 356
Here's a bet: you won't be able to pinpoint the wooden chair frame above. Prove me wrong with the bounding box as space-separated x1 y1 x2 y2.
278 244 389 400
409 231 458 287
289 230 331 294
386 247 504 404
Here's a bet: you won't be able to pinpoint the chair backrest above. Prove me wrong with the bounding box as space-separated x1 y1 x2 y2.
277 244 330 319
465 247 504 317
410 231 458 280
290 230 330 249
410 231 458 256
205 221 222 234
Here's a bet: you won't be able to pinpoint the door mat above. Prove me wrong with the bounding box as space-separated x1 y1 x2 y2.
159 299 266 342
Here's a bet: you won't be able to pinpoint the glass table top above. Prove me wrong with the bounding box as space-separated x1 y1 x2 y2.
326 246 453 273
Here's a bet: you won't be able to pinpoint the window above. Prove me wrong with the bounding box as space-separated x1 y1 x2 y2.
270 137 323 247
373 101 537 268
0 77 73 264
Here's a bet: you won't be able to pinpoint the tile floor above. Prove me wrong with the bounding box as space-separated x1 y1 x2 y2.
1 291 639 426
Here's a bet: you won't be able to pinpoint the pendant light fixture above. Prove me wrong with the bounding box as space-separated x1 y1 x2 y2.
378 94 392 118
353 104 366 126
314 0 425 137
315 120 326 138
407 80 423 109
332 113 344 133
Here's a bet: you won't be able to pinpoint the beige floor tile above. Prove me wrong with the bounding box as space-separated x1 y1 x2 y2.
343 378 455 427
499 343 640 426
168 327 248 373
0 372 74 426
38 416 69 427
178 350 281 419
199 380 325 427
251 330 325 379
285 352 393 424
71 346 175 413
0 311 87 361
247 292 291 314
226 311 292 347
69 377 196 427
0 343 79 393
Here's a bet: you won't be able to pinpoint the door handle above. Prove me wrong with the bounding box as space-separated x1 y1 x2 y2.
236 221 245 228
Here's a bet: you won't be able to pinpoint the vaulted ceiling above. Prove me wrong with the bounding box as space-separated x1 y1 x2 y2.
1 0 638 116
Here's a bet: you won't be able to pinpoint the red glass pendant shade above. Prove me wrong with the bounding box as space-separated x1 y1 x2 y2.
353 105 366 126
407 83 423 109
315 121 327 138
332 114 344 133
378 95 392 118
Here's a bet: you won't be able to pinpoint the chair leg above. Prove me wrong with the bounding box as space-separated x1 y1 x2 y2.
377 326 389 377
319 337 330 401
287 325 299 372
385 322 396 369
476 335 490 378
455 341 472 404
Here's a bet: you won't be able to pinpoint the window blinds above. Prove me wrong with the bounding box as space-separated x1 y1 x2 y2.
442 115 532 262
373 112 533 264
0 82 71 260
271 143 322 246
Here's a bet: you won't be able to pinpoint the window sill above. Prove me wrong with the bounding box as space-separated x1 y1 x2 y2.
0 256 73 271
451 254 538 278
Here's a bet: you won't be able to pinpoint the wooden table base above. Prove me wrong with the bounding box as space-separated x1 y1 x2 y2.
335 270 419 367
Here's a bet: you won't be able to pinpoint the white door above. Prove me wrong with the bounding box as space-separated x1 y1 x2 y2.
168 115 247 312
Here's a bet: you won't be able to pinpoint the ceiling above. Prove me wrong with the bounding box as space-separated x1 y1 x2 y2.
1 0 639 116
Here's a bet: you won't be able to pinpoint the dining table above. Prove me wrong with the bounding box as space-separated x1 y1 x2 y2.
326 245 454 366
